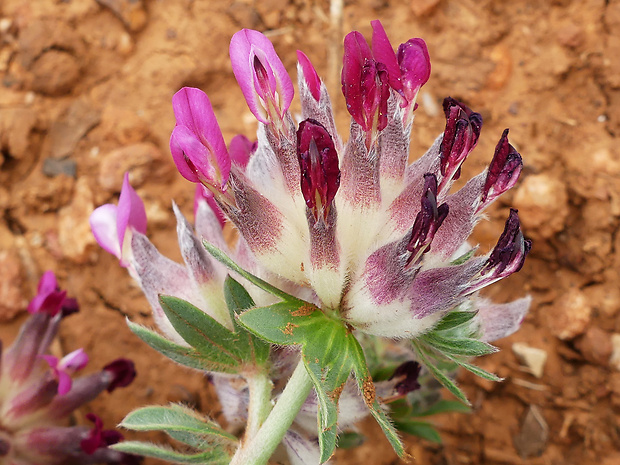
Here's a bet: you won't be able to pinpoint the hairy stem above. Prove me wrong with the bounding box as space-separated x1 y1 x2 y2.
244 371 273 441
230 360 313 465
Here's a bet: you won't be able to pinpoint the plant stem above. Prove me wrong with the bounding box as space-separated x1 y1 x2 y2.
244 370 273 441
230 360 313 465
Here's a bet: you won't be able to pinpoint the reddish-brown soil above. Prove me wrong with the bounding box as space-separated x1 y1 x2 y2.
1 0 620 464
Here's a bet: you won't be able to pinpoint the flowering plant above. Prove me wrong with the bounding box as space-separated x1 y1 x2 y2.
91 20 530 465
0 271 138 464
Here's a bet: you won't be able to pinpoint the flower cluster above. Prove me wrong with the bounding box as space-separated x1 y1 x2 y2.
91 20 531 464
0 271 139 465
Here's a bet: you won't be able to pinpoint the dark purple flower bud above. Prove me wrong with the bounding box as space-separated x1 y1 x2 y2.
81 413 123 454
406 174 449 267
103 359 136 392
342 32 390 133
480 129 523 208
389 361 421 396
297 119 340 223
439 97 483 189
480 209 531 282
61 297 80 317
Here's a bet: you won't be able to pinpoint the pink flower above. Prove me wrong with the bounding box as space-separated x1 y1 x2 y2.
170 87 231 190
90 173 147 267
230 29 294 124
41 348 89 396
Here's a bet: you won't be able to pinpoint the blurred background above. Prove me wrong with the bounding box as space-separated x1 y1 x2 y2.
0 0 619 463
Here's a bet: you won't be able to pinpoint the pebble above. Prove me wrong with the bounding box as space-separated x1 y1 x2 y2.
30 50 81 96
42 158 77 178
513 173 569 240
0 251 27 322
410 0 441 16
95 0 147 32
512 343 547 378
609 334 620 371
48 99 101 159
58 177 96 263
575 327 612 366
544 287 592 340
513 405 548 458
98 142 168 193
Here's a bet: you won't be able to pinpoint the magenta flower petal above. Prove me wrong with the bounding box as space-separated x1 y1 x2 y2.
296 50 321 101
228 134 255 169
60 348 89 372
342 31 373 127
397 38 431 102
370 20 401 92
171 87 231 188
90 203 121 258
194 184 226 228
116 172 147 265
230 29 294 124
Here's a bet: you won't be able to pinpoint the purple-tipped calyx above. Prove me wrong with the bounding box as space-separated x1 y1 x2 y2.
297 50 321 101
103 358 137 392
170 87 231 190
480 129 523 209
370 20 430 107
27 271 77 317
439 97 483 190
479 209 531 285
342 31 390 134
297 119 340 223
42 348 89 396
406 174 449 267
230 29 294 125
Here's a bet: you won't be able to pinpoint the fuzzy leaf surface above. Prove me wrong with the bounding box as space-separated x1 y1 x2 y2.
111 441 229 464
120 404 236 448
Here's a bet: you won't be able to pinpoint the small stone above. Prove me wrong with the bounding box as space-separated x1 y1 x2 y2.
0 108 39 160
544 287 591 340
48 99 101 159
42 158 77 178
557 23 584 49
512 343 547 378
0 251 27 322
227 2 261 29
96 0 148 32
513 173 569 240
58 177 96 263
575 327 612 366
513 405 548 458
30 50 81 96
410 0 441 17
609 334 620 371
98 142 168 193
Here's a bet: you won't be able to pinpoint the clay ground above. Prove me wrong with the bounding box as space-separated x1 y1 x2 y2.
1 0 620 464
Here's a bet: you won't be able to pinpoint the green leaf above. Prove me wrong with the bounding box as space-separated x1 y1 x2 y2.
239 304 404 462
111 441 229 464
127 320 236 373
204 241 297 301
120 404 237 447
445 355 503 382
159 295 245 368
412 340 470 406
433 311 477 332
414 399 471 417
421 332 497 357
394 421 442 443
223 276 270 366
336 431 365 449
450 247 477 266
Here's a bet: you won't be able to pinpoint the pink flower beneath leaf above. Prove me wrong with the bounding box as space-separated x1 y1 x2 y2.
230 29 294 124
170 87 231 190
90 173 147 267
